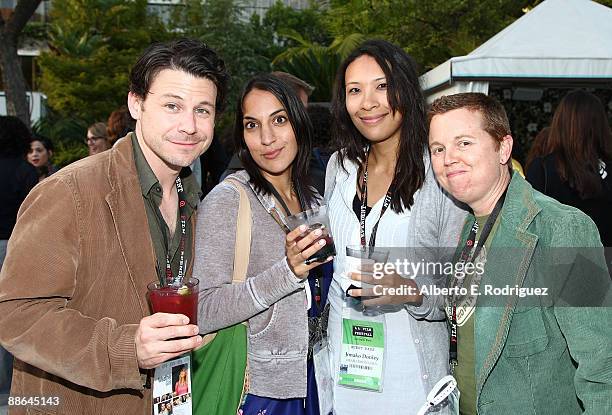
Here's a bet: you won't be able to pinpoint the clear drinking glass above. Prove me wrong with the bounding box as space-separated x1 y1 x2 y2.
285 205 337 263
345 245 390 316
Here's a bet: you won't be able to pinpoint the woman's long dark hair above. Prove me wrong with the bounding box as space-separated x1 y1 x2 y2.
331 39 428 213
234 74 317 206
548 90 612 199
525 126 551 171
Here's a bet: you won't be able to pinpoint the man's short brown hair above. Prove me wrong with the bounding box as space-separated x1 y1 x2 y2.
428 92 511 144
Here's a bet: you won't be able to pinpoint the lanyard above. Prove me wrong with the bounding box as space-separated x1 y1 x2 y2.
449 191 506 369
360 146 394 248
267 179 324 310
265 179 306 233
165 176 189 287
266 180 307 217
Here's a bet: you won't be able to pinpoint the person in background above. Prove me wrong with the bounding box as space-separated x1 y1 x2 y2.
198 135 230 198
27 134 57 181
0 38 228 414
271 71 314 106
107 105 136 146
526 90 612 248
428 92 612 414
525 126 550 171
0 116 38 259
86 122 112 156
325 39 466 414
0 115 39 409
510 138 525 177
308 104 333 195
0 116 38 261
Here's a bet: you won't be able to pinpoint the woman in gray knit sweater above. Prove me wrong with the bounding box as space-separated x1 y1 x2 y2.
194 74 332 413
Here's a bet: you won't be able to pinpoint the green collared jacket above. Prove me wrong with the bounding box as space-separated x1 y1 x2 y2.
456 173 612 414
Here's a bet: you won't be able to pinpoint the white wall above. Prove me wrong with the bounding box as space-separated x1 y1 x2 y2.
0 91 47 124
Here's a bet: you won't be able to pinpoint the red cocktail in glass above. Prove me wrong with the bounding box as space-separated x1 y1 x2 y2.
147 278 199 325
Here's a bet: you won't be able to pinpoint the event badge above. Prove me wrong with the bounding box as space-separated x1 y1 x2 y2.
153 354 192 415
338 303 386 392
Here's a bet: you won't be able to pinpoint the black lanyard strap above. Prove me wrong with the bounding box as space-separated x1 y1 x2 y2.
456 193 506 267
267 179 324 310
449 190 506 368
266 179 307 217
166 176 189 288
359 146 394 248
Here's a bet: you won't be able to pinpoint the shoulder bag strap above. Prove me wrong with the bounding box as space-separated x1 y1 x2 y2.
225 178 252 404
225 179 252 283
200 179 251 346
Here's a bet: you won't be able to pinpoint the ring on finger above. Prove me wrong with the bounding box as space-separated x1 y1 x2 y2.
304 257 317 265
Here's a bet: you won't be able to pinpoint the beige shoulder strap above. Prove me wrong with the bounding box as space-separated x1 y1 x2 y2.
225 179 252 283
226 183 253 402
200 179 252 346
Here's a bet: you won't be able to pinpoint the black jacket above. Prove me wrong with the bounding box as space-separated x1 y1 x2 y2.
0 157 38 239
526 153 612 247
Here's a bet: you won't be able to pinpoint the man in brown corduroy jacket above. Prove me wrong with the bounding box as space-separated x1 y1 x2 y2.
0 38 228 414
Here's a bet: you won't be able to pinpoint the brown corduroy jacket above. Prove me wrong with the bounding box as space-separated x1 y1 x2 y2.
0 136 194 414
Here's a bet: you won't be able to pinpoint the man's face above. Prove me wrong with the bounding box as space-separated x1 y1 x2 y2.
428 108 512 209
128 69 217 174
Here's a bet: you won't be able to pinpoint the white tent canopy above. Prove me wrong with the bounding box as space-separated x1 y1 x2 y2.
420 0 612 102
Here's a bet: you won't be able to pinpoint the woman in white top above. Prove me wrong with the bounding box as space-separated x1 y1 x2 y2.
325 39 466 414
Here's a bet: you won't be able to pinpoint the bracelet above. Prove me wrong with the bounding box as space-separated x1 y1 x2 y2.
416 375 457 415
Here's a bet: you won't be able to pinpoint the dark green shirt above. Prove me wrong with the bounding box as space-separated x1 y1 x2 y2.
131 134 202 285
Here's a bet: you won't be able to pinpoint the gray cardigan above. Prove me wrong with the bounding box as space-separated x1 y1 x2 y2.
194 171 310 399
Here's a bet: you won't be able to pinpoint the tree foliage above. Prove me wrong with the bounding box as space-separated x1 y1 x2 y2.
36 0 611 144
38 0 168 124
168 0 276 122
268 0 566 101
272 31 366 102
324 0 543 72
263 1 330 46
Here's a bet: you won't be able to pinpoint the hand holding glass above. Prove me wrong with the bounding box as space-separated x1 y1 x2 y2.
147 277 199 325
285 205 337 264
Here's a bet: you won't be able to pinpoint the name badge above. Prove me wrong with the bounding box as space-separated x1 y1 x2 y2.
338 317 385 392
153 354 192 415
